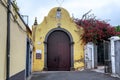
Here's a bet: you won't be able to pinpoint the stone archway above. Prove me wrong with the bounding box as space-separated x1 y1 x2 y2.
44 27 74 71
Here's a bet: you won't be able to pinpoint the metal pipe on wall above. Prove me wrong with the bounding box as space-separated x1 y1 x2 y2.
6 0 11 80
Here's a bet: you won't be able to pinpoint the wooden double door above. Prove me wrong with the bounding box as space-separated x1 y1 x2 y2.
47 31 71 71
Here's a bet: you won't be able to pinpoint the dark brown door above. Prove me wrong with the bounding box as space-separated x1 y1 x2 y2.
47 31 71 71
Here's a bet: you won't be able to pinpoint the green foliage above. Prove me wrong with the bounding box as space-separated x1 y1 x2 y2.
115 25 120 32
115 25 120 37
12 0 19 19
13 0 19 12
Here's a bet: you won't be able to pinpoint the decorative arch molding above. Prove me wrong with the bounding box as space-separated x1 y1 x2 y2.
43 27 74 70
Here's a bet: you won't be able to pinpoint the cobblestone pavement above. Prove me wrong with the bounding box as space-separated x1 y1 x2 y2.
30 70 120 80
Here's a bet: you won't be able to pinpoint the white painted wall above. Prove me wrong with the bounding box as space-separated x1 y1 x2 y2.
84 42 94 69
109 36 120 75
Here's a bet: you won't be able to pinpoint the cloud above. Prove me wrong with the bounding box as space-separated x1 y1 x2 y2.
17 0 120 28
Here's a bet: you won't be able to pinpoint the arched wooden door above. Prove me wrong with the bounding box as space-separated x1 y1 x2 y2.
47 31 71 71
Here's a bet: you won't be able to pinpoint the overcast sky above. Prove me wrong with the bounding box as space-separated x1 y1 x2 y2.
17 0 120 28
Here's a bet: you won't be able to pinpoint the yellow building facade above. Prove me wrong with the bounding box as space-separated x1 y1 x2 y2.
32 7 84 71
0 0 32 80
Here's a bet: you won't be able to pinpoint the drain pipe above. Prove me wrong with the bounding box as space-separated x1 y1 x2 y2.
6 0 11 80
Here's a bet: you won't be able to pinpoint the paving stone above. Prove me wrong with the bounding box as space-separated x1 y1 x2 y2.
30 70 120 80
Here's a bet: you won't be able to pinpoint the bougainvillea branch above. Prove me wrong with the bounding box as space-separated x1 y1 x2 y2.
74 12 119 44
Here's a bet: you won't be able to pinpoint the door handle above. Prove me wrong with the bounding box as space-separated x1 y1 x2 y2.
54 57 60 62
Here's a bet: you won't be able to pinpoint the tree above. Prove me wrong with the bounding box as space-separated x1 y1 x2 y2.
115 25 120 36
74 11 119 44
115 25 120 32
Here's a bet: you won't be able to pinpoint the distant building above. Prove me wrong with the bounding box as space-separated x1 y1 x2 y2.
0 0 32 80
32 7 84 71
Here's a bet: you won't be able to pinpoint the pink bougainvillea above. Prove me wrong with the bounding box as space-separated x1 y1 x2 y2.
75 18 119 44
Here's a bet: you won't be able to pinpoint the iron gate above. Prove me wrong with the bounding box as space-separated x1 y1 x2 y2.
103 41 111 73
